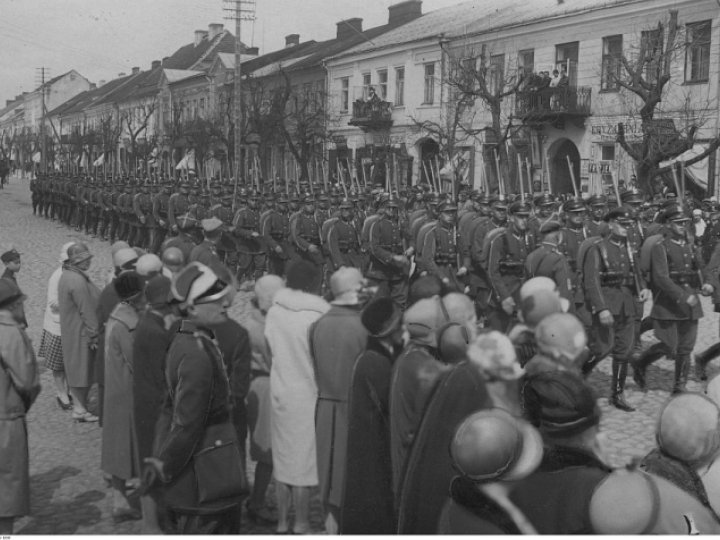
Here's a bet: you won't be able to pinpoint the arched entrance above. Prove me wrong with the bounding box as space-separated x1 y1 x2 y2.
418 138 440 186
550 139 581 195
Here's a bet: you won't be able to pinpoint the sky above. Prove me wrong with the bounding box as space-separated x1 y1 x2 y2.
0 0 463 108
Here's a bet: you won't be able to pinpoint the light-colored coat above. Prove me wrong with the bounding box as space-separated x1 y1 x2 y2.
101 302 139 480
42 266 62 336
58 266 101 387
265 288 329 486
0 311 40 517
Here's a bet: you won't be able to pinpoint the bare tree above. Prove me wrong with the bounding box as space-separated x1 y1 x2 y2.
612 10 719 194
121 98 158 174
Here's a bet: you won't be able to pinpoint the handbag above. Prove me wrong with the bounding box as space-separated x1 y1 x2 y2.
191 339 248 505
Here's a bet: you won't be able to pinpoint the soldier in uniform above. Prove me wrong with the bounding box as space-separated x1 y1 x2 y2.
210 193 239 276
163 213 199 263
486 200 534 331
188 217 225 270
327 198 364 272
582 206 650 410
233 189 266 286
525 221 573 305
528 192 556 244
291 193 324 294
421 200 467 291
560 197 590 324
168 181 192 236
584 194 609 238
30 175 39 215
367 195 410 308
633 204 714 394
262 193 294 276
108 179 122 245
151 179 173 254
133 181 154 251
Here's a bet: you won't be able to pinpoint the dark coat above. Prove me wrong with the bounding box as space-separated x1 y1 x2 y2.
438 476 520 534
649 237 706 320
583 237 643 316
310 304 368 510
132 310 176 464
487 228 534 304
397 362 491 534
340 340 395 534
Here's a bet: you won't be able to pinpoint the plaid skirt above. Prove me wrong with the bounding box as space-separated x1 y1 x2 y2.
38 330 65 371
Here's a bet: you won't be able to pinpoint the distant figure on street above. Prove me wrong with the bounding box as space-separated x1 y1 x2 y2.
0 280 41 534
1 249 27 328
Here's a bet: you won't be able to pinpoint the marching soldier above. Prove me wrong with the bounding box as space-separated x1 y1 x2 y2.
163 213 199 263
233 189 266 285
327 198 364 272
421 200 467 291
584 194 609 238
262 193 294 276
528 192 557 244
560 197 590 324
151 179 173 254
211 193 239 276
486 200 534 331
291 192 324 294
30 175 39 215
633 204 714 394
367 195 410 308
168 180 192 236
582 206 650 411
525 220 573 305
108 179 122 245
133 181 154 251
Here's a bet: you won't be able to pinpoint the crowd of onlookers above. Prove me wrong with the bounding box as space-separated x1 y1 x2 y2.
3 216 720 534
524 66 570 92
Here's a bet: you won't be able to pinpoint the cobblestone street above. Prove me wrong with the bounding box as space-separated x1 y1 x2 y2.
1 176 718 534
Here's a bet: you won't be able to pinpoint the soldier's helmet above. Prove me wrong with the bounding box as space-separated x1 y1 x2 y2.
491 194 509 210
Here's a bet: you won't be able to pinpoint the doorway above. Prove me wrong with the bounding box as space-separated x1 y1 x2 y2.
551 139 581 195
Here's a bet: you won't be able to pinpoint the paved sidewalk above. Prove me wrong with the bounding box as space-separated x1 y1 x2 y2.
1 176 718 533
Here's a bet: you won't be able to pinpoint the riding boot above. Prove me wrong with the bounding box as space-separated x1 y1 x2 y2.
673 354 691 394
611 358 635 412
632 342 667 390
581 354 605 376
695 342 720 381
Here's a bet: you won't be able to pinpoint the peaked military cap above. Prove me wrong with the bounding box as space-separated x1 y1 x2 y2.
604 206 634 223
621 189 644 204
509 201 533 216
562 197 586 213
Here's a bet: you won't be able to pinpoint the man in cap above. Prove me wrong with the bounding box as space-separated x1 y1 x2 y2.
161 246 185 278
584 194 609 237
291 193 324 294
163 213 198 264
327 198 364 272
167 180 192 236
633 204 714 393
309 268 370 534
262 193 295 276
233 190 266 286
1 249 27 329
528 192 557 244
524 220 573 306
367 195 410 308
560 197 591 323
421 200 467 291
341 296 404 534
582 206 650 410
211 192 240 277
150 179 173 254
486 200 535 331
132 181 154 251
188 217 224 272
0 280 40 534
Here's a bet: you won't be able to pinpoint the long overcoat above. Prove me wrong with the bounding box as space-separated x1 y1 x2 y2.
58 265 101 387
0 311 40 517
309 304 368 510
102 302 139 480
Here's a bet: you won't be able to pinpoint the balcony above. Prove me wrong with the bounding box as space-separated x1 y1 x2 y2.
348 100 394 131
515 86 592 128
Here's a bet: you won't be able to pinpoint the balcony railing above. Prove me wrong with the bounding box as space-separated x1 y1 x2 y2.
515 86 592 122
348 100 394 131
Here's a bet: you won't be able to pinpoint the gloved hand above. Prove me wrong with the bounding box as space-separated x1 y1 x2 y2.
139 458 165 495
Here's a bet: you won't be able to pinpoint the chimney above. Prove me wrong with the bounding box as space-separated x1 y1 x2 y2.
6 100 12 107
208 23 224 40
151 60 162 69
99 79 106 87
195 30 209 46
132 67 140 75
285 34 300 48
336 18 363 40
118 73 126 78
90 83 97 90
162 56 170 65
245 46 259 56
388 0 423 26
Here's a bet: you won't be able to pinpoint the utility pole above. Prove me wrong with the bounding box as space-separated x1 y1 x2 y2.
35 68 50 175
223 0 256 185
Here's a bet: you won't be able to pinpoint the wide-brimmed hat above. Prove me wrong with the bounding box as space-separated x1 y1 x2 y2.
451 408 544 482
361 296 402 338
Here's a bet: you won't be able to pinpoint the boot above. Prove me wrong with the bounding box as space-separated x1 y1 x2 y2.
581 354 605 376
632 342 667 390
694 342 720 381
673 354 691 394
611 358 635 412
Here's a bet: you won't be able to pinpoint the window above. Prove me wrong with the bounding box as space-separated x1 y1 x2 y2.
362 73 372 99
686 21 711 83
489 54 505 94
314 80 324 105
555 42 579 86
340 77 349 112
517 49 534 87
303 82 312 99
424 63 435 104
641 29 662 85
199 98 205 117
395 67 405 106
601 35 623 91
601 145 615 161
377 69 388 100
